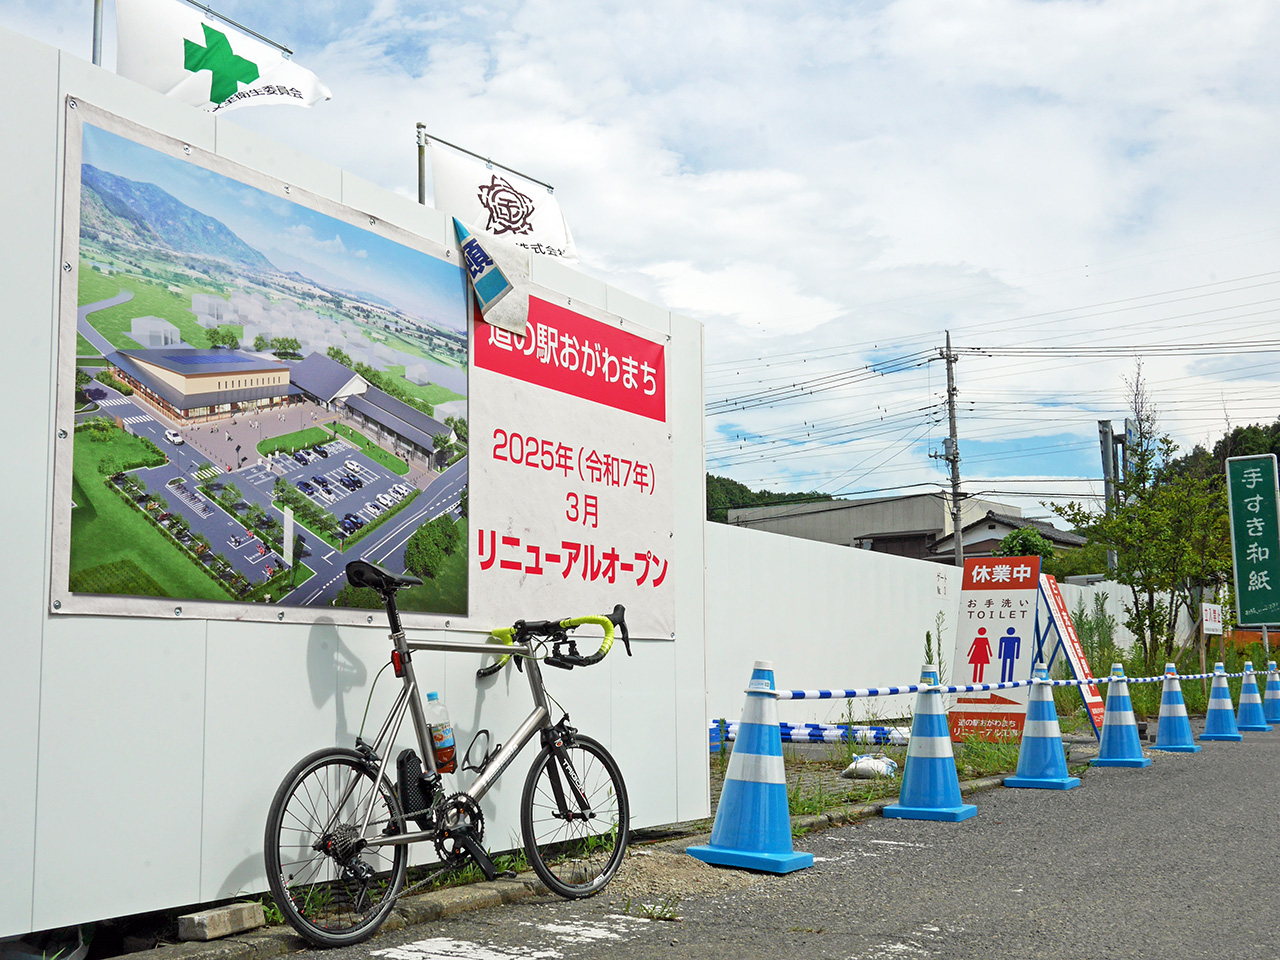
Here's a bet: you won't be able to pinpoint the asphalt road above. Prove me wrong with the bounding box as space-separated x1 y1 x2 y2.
316 732 1280 960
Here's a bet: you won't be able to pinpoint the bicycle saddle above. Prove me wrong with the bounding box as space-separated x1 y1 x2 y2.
345 559 423 592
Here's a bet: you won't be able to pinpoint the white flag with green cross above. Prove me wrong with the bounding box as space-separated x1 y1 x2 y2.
116 0 332 113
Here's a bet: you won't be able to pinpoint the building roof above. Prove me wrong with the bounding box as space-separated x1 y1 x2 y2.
344 386 449 452
289 352 367 404
932 510 1087 553
119 347 287 376
108 351 299 411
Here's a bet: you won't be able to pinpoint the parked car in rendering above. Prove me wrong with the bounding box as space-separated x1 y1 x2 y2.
344 512 365 529
313 446 330 459
292 451 309 465
376 493 395 508
393 483 412 497
365 501 383 516
345 459 362 473
297 481 315 495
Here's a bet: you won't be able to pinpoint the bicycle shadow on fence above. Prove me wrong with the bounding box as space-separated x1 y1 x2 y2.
306 618 369 744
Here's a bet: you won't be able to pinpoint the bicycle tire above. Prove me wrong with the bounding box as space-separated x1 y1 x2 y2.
520 734 630 898
264 747 408 947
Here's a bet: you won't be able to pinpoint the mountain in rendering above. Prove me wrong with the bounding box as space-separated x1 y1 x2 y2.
80 164 275 272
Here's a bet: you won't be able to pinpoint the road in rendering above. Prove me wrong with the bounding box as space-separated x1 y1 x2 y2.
312 732 1280 960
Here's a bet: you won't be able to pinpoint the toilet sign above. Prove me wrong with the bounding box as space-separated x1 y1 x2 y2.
948 556 1041 741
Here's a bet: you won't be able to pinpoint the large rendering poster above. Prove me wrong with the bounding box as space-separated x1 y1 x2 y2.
52 104 470 619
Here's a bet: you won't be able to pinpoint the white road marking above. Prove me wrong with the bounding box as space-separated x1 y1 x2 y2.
371 937 561 960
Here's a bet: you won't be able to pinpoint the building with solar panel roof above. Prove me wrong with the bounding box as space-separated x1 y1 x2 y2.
105 347 301 422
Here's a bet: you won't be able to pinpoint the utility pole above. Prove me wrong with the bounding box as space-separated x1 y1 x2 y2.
931 331 965 568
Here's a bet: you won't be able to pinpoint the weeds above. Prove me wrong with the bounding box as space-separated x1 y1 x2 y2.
955 735 1021 779
623 895 683 921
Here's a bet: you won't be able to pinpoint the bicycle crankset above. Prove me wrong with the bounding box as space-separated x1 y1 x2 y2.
433 793 485 865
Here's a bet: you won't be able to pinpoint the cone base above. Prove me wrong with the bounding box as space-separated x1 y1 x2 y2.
1091 757 1152 767
1264 711 1280 723
1004 774 1080 790
1199 733 1243 741
1238 723 1274 732
882 802 977 822
1151 743 1202 753
686 844 814 874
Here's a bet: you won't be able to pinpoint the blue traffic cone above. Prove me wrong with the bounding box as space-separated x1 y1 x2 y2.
688 661 814 873
1236 661 1273 732
883 664 977 821
1151 663 1201 753
1264 661 1280 724
1200 662 1243 742
1093 663 1152 768
1004 661 1079 790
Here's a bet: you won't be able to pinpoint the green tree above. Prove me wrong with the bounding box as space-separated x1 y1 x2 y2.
995 527 1055 560
1052 366 1230 673
705 474 833 524
458 487 468 519
253 334 271 351
272 336 302 356
327 345 352 367
207 327 240 348
445 416 468 442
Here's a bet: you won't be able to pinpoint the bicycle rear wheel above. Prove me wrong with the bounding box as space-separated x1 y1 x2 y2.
520 734 630 898
264 747 407 947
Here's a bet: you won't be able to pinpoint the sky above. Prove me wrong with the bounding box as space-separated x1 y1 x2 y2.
9 0 1280 525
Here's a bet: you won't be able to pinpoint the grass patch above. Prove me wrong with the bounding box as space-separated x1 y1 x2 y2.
69 433 230 601
76 332 103 358
69 558 167 596
396 518 468 615
256 427 333 458
384 364 465 407
78 264 226 350
955 736 1022 778
329 422 410 476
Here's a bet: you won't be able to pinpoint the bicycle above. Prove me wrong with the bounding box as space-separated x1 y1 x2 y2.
263 559 633 947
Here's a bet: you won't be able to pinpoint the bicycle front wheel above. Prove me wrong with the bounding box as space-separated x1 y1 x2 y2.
264 747 407 947
520 734 630 898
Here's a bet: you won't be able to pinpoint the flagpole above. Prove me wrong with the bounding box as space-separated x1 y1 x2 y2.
416 123 427 206
179 0 293 55
418 130 555 194
92 0 103 65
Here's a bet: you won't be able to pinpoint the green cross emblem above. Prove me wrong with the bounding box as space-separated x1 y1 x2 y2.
184 24 259 104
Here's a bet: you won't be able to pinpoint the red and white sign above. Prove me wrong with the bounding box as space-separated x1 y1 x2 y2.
475 297 666 422
469 298 673 637
1042 574 1106 734
1202 602 1224 636
948 556 1041 741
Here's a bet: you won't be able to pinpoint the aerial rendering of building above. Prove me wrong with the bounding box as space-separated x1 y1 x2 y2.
106 347 300 422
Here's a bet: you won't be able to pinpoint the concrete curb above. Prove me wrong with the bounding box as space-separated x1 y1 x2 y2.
131 772 1019 960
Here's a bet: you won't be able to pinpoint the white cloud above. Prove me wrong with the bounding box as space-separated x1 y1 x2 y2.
12 0 1280 499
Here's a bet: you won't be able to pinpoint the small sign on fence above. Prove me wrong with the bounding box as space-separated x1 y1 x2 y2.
1202 602 1224 636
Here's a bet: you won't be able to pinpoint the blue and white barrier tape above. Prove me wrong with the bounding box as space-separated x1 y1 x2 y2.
776 669 1263 701
709 721 909 747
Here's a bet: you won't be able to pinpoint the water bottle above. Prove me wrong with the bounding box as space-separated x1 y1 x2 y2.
425 691 456 773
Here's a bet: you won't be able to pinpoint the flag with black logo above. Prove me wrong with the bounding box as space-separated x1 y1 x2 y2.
429 141 577 263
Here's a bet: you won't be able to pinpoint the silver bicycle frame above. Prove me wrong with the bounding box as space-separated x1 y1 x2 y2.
358 630 556 850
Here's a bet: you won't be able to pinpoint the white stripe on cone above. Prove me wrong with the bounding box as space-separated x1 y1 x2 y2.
724 751 786 785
